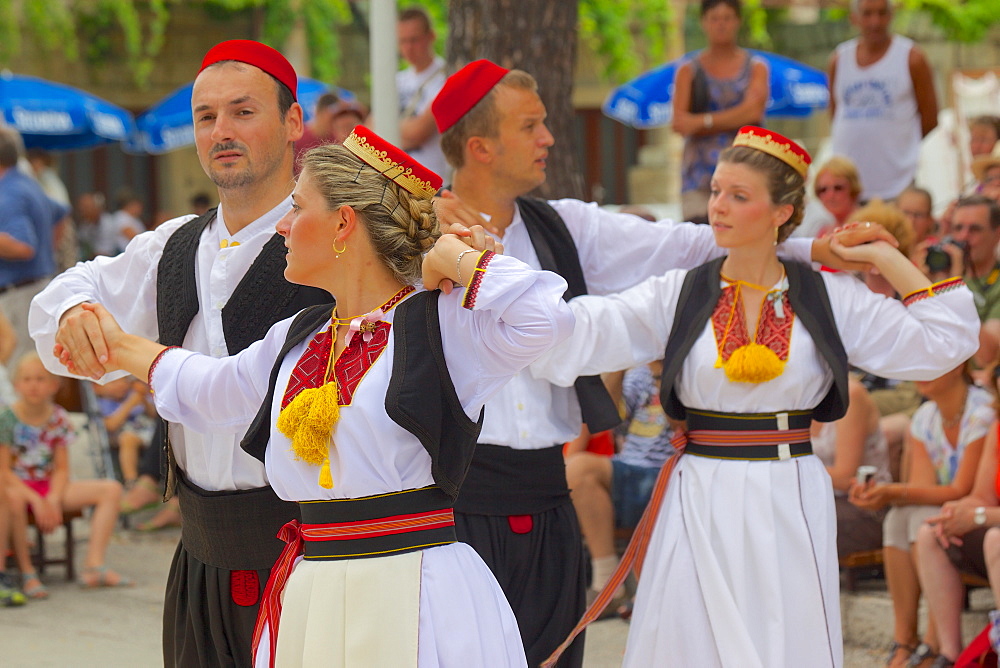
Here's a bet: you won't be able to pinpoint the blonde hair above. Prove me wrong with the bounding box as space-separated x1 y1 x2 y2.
718 145 805 243
814 156 862 201
847 199 914 258
440 69 538 169
300 144 440 284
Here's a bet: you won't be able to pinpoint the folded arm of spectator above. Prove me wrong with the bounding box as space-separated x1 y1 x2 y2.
671 60 769 137
0 232 35 261
850 430 985 510
928 423 1000 545
400 106 437 152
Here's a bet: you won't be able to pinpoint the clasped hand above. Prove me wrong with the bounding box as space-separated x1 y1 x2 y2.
54 302 128 380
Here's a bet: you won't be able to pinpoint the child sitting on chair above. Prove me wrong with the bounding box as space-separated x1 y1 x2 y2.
91 376 156 487
0 353 131 597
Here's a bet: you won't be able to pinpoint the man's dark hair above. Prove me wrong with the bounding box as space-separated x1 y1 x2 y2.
399 6 433 32
955 194 1000 231
701 0 742 17
0 127 22 169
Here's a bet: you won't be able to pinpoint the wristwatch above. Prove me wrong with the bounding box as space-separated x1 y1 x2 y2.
974 506 987 526
703 113 714 129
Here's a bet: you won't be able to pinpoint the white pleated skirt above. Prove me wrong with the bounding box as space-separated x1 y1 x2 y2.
623 453 843 668
255 542 527 667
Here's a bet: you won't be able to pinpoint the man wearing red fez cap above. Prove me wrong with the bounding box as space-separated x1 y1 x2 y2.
429 59 898 668
30 39 331 668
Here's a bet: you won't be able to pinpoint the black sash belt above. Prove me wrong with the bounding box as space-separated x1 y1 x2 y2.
682 409 815 461
177 473 299 570
454 444 570 515
299 486 456 560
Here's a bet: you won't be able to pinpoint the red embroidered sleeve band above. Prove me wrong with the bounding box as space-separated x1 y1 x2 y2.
902 277 966 307
461 250 495 310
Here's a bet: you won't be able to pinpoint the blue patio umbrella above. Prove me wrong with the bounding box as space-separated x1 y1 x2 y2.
127 77 356 154
0 71 135 151
603 50 829 129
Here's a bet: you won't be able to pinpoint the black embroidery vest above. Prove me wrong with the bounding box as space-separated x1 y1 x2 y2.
659 257 849 422
241 291 484 501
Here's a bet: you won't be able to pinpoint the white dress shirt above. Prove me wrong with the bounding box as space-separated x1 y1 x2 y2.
30 198 292 491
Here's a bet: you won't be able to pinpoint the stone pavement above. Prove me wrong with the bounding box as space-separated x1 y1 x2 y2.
0 513 915 667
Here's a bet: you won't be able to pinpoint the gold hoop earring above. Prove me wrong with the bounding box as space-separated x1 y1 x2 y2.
333 239 347 255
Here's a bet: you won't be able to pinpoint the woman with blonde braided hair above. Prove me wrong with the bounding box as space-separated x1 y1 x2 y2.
54 126 573 667
534 126 979 667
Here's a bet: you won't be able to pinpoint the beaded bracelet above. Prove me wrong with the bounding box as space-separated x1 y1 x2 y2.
147 346 180 389
455 249 478 287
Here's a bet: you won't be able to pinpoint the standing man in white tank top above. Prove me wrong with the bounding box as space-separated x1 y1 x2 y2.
828 0 938 202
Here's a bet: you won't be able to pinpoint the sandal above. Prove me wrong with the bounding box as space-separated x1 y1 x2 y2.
120 477 161 515
136 500 181 531
78 565 134 589
886 641 915 666
906 643 938 668
21 571 48 600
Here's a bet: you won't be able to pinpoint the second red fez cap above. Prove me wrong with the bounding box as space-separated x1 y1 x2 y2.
432 59 510 133
199 40 298 101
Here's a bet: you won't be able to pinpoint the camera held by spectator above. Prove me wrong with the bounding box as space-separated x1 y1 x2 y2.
924 236 967 275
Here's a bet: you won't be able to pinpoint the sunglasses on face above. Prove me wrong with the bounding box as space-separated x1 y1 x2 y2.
816 184 847 195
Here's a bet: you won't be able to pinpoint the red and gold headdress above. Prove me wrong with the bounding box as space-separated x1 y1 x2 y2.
732 126 811 178
342 125 442 199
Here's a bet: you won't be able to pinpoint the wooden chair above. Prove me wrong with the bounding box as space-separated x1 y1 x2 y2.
27 508 83 581
840 548 884 592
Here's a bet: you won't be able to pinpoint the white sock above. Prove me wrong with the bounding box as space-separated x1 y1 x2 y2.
591 555 620 592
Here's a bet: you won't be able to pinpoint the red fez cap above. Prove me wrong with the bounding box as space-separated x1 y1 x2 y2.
342 125 442 199
431 59 510 133
732 126 812 178
199 40 298 101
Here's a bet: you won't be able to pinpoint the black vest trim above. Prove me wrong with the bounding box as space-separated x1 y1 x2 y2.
516 197 620 433
241 291 483 500
660 258 849 423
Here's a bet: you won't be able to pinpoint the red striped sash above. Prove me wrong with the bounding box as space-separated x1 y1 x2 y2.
251 506 456 668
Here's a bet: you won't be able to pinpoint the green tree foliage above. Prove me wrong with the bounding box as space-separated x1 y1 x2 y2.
0 0 995 86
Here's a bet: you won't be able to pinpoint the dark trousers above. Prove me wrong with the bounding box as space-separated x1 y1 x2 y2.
162 541 268 667
456 501 587 668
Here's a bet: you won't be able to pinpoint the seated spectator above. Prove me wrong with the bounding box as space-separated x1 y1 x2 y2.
566 361 674 615
110 192 145 255
940 196 1000 368
74 192 115 259
970 116 1000 160
189 192 212 216
896 186 938 249
119 421 181 531
92 376 156 487
851 362 993 667
915 363 1000 666
814 156 862 235
973 149 1000 204
0 354 131 596
0 463 26 606
845 200 914 297
812 377 891 559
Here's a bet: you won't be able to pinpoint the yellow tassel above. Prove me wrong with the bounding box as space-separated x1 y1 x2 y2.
722 342 786 384
318 458 333 489
277 382 340 488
